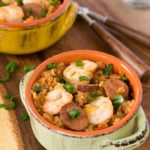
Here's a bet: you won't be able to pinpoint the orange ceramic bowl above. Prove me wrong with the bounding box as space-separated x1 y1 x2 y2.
25 50 142 137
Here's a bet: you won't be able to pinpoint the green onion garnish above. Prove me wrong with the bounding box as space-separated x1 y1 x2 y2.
121 76 129 82
39 8 47 18
69 109 80 119
112 94 124 110
87 92 101 102
48 63 57 69
75 60 84 66
79 76 89 81
59 77 66 84
51 0 59 5
22 65 34 73
104 64 113 76
33 86 42 94
0 62 18 83
21 113 29 121
0 95 16 110
5 62 18 73
64 84 75 94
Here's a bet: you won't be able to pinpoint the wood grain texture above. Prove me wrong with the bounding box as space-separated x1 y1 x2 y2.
0 0 149 149
105 19 150 49
101 0 150 35
91 21 150 80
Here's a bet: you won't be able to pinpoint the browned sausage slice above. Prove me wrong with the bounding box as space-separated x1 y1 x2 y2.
77 84 99 92
103 79 129 98
60 103 89 131
22 3 46 19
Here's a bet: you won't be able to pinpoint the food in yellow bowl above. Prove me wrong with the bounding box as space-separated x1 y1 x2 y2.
0 0 63 23
0 0 78 54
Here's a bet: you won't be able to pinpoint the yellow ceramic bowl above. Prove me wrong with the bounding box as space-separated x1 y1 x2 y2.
0 1 78 55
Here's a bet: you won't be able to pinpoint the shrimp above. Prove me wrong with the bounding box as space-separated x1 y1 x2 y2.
43 83 73 115
22 0 50 8
84 96 113 125
2 0 15 4
63 60 97 86
0 4 24 23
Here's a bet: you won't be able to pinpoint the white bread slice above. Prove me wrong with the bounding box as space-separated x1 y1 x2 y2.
0 85 24 150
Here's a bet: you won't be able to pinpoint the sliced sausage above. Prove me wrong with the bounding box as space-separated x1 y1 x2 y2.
77 84 99 92
22 3 46 19
103 79 129 98
60 103 89 131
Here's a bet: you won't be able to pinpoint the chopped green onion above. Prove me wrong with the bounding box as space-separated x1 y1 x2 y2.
33 86 42 94
64 84 75 94
0 95 16 110
79 76 89 81
21 113 29 121
0 2 8 7
69 109 80 119
48 63 57 69
0 62 18 83
39 9 47 18
112 94 124 110
75 60 84 66
5 62 18 73
0 104 7 108
22 65 34 73
5 101 16 110
51 0 59 5
90 91 101 98
87 92 101 102
121 76 129 82
59 77 66 84
0 102 16 110
4 95 14 100
104 64 113 76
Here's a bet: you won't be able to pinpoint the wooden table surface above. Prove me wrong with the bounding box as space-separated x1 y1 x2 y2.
0 0 149 149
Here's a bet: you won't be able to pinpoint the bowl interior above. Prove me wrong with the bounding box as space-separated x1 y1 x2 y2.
25 50 142 137
0 0 70 28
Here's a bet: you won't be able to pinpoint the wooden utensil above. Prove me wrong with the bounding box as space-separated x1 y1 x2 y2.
79 11 150 82
80 7 150 49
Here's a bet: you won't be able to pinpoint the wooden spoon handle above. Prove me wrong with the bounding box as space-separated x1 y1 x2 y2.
105 19 150 48
91 22 150 81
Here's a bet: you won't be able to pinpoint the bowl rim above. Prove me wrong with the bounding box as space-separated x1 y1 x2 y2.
0 0 70 28
25 50 142 137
